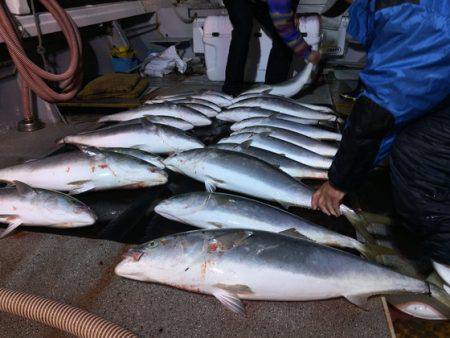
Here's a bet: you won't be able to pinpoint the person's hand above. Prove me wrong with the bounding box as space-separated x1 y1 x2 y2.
312 181 346 217
308 51 321 65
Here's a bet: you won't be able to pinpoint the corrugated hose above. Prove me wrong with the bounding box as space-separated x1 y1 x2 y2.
0 288 137 337
0 0 83 125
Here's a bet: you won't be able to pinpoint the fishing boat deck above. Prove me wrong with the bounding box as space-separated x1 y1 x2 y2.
0 74 395 337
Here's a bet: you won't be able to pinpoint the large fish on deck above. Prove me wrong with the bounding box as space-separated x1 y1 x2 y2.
61 121 204 154
228 97 337 121
212 143 328 179
98 103 211 126
0 148 168 194
155 192 386 258
0 181 96 238
115 229 450 315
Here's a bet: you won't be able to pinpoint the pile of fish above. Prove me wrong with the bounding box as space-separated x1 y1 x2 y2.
2 78 448 318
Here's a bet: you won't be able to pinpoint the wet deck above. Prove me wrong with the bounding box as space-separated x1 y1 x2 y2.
0 75 392 337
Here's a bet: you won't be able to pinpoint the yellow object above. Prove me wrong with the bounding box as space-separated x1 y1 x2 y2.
78 73 149 100
111 45 137 59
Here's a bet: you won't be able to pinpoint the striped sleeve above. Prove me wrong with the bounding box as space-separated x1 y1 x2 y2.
267 0 311 60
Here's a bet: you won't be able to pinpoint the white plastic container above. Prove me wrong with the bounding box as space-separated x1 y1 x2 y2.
202 15 321 82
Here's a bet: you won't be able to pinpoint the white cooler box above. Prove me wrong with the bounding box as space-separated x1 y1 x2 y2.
201 15 321 82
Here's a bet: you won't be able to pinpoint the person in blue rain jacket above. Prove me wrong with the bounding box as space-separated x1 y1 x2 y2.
313 0 450 281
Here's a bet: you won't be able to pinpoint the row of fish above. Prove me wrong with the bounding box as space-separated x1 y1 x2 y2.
105 89 449 317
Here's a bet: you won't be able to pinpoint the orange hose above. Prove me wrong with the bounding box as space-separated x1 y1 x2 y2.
0 1 83 121
0 288 137 338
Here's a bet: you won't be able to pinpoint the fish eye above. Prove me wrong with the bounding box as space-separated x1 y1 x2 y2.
149 241 159 248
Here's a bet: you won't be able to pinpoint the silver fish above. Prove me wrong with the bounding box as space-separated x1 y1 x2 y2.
181 103 218 118
232 94 335 114
231 116 342 141
189 93 232 107
218 133 332 169
97 147 165 169
166 98 222 112
98 103 211 126
0 181 96 238
211 143 328 179
117 116 194 131
115 229 448 315
164 148 317 208
228 97 337 121
155 192 389 258
241 63 313 97
61 121 204 154
216 107 319 124
0 148 168 195
230 127 338 157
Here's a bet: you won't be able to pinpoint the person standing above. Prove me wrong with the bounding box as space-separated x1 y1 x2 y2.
222 0 321 96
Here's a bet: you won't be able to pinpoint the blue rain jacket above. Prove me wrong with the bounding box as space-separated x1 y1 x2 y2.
347 0 450 163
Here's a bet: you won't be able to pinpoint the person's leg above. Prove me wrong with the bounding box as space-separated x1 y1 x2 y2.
390 106 450 271
251 0 299 84
222 0 253 96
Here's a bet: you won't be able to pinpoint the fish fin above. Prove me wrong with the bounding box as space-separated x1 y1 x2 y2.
279 228 309 240
259 132 272 138
429 284 450 317
212 287 245 316
205 176 224 193
276 200 293 209
360 243 397 260
344 294 369 310
79 147 106 159
240 140 253 150
213 230 254 251
67 180 96 195
208 222 226 229
341 206 375 243
358 212 393 226
0 216 22 239
13 181 36 197
261 89 272 94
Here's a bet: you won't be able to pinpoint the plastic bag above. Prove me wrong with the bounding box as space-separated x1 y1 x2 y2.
140 46 187 77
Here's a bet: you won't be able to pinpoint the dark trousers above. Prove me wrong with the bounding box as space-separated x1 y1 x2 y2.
390 105 450 265
222 0 300 96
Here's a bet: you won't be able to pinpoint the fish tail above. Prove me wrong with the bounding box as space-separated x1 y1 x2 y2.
341 206 375 243
358 242 397 260
358 212 393 226
429 283 450 317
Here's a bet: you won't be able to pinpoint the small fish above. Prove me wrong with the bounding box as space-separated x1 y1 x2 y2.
0 181 96 238
98 103 211 126
231 116 342 141
212 143 328 179
117 116 194 131
241 63 313 97
97 147 165 169
216 107 319 124
228 97 337 121
218 133 332 169
181 103 218 118
232 94 335 114
61 120 204 154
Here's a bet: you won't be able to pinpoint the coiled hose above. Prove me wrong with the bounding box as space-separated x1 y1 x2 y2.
0 288 137 337
0 0 83 123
